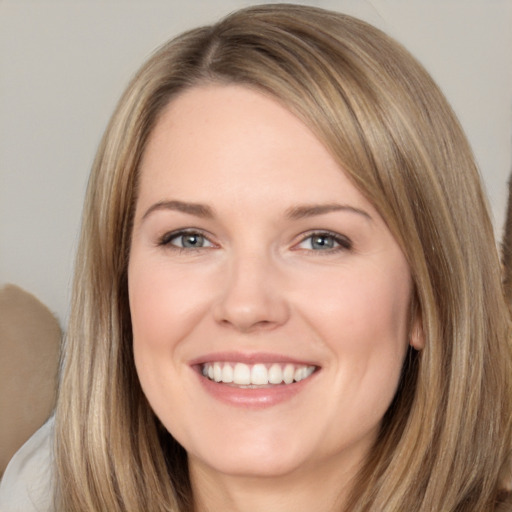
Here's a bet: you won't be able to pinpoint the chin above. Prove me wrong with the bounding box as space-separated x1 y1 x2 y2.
178 421 313 479
189 446 309 479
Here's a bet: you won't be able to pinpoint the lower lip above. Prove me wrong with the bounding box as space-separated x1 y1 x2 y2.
195 370 318 409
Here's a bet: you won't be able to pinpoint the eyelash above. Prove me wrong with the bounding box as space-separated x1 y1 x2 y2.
296 230 353 252
157 229 353 253
157 229 213 252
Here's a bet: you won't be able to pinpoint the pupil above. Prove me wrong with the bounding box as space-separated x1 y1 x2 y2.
313 235 333 249
183 234 202 248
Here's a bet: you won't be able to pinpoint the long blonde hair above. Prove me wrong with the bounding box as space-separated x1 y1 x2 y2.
55 4 512 510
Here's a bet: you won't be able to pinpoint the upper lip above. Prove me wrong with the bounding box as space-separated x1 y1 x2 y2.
189 351 320 367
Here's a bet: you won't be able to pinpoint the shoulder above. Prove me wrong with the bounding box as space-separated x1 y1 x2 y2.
0 417 54 512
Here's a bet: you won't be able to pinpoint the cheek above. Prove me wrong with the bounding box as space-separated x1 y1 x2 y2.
128 259 215 353
346 277 410 347
127 259 216 419
297 261 412 404
128 258 215 427
300 263 411 346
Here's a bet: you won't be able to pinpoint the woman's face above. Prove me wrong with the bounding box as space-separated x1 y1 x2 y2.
129 84 414 483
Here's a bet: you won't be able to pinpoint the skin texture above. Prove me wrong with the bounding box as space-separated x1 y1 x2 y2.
128 84 415 512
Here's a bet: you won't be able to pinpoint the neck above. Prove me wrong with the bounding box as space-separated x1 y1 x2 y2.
189 454 359 512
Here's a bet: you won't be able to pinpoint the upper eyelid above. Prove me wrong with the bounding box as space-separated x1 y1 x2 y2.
295 230 352 247
156 228 352 249
159 228 215 246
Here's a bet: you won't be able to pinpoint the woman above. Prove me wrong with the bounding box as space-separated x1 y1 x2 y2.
2 3 511 511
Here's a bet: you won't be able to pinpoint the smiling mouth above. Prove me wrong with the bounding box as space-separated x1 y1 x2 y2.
201 362 317 387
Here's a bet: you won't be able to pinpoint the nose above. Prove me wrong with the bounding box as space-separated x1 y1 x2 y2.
212 250 290 333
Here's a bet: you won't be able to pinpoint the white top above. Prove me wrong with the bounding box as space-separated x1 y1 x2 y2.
0 418 54 512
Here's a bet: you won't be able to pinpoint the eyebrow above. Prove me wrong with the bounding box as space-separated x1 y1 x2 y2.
141 200 372 222
141 200 214 221
285 203 372 221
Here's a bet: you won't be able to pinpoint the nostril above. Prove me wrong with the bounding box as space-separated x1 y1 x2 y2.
217 316 282 333
213 292 290 332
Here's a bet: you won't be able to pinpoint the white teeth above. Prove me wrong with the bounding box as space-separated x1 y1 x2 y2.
268 363 283 384
251 364 268 385
295 366 309 382
283 364 294 384
221 363 234 383
233 363 251 385
201 362 316 386
213 363 222 382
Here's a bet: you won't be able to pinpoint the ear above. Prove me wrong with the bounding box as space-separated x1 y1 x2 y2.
409 314 425 350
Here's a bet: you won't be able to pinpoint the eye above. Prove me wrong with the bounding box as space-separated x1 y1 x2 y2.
296 231 352 251
159 230 214 249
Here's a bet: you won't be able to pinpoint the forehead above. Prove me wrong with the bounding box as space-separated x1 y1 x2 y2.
137 84 376 217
